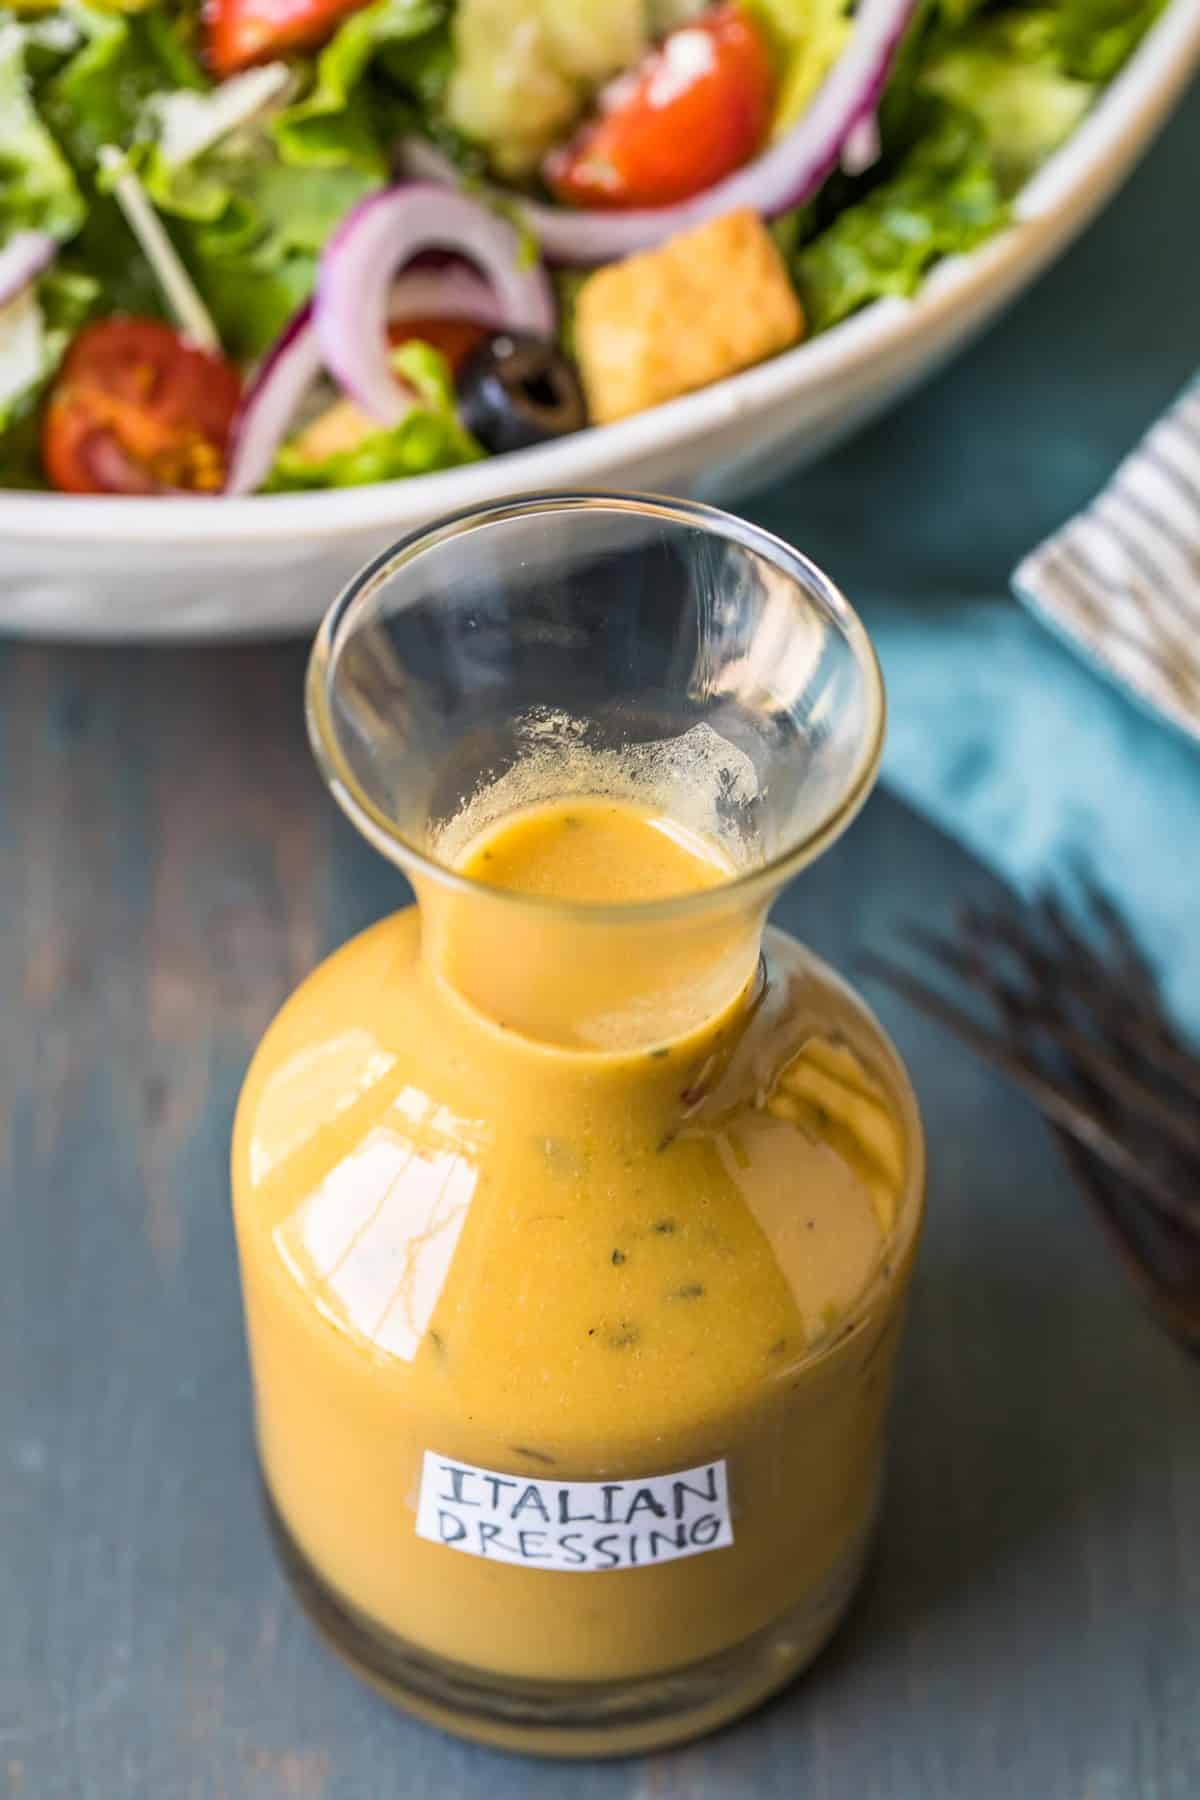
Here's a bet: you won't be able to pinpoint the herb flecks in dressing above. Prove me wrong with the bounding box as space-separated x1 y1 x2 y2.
234 793 914 1692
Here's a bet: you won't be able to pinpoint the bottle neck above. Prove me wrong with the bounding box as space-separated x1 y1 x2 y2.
415 873 767 1059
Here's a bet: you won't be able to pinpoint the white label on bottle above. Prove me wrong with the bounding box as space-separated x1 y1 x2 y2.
415 1451 733 1572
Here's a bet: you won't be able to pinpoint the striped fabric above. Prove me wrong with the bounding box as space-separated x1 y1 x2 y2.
1013 377 1200 743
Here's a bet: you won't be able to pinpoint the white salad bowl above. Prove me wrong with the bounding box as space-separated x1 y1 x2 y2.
3 0 1198 643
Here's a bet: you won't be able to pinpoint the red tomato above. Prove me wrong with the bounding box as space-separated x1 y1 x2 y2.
544 6 775 211
207 0 370 76
386 316 490 375
42 318 241 497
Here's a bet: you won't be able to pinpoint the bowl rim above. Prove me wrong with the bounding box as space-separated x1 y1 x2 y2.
3 0 1198 548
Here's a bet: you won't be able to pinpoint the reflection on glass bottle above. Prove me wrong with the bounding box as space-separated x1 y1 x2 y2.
274 1087 483 1361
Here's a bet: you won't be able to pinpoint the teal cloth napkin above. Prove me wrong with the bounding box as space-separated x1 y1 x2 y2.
751 80 1200 1037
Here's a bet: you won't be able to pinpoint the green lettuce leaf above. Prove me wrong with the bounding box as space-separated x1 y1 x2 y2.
0 265 98 429
921 12 1095 190
267 340 482 490
1050 0 1166 81
0 16 85 239
776 0 1161 337
789 100 1006 332
41 2 201 169
180 241 318 361
744 0 851 134
0 266 99 487
272 0 447 174
133 0 445 357
140 144 374 355
32 2 201 315
931 0 991 25
22 265 97 387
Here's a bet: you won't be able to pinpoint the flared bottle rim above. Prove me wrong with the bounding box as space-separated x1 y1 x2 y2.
306 492 886 923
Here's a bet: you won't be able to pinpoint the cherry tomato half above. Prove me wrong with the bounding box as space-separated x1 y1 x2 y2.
206 0 370 77
544 6 775 211
386 316 490 376
42 317 241 497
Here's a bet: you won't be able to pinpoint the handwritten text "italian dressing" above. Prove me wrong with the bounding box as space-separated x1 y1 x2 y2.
415 1452 734 1572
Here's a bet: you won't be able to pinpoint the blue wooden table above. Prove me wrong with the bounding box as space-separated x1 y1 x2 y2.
3 641 1197 1797
5 81 1200 1800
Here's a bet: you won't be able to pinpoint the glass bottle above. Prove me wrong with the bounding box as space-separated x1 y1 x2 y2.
231 495 925 1757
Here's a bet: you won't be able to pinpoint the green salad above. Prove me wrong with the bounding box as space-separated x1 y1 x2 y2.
0 0 1165 496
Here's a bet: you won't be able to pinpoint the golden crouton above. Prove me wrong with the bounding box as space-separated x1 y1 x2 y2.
575 210 804 425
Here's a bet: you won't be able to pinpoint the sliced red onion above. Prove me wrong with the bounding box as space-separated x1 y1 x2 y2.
841 111 881 177
0 231 56 309
388 260 505 329
224 303 323 496
399 0 917 265
223 263 509 494
315 184 555 425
